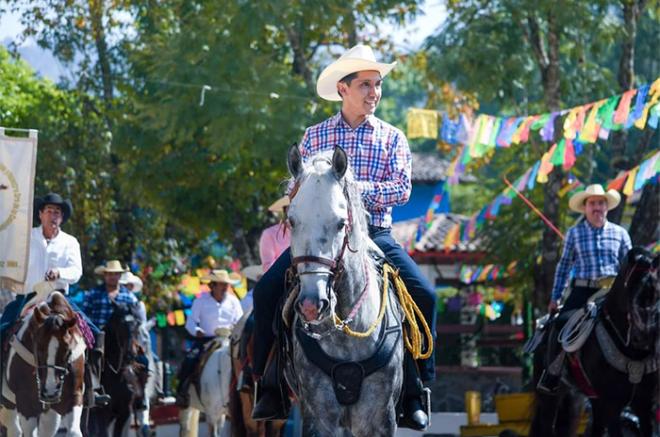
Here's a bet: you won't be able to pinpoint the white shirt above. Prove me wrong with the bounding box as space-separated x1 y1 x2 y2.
185 292 243 337
25 226 82 294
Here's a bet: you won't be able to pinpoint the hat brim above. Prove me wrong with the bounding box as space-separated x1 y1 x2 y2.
201 275 234 285
268 196 290 213
94 266 127 275
34 198 73 224
568 191 621 213
316 59 397 102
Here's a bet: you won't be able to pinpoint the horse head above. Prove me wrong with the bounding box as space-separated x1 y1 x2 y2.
106 301 142 356
31 291 80 403
611 247 659 350
286 144 368 325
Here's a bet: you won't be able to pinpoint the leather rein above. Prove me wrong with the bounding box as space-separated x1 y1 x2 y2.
290 182 358 277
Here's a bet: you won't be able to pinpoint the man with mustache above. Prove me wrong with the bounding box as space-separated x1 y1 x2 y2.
538 184 632 393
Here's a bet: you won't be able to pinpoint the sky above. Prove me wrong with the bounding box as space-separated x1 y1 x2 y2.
0 3 446 81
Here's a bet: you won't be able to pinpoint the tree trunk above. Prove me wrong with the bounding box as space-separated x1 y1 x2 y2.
287 25 315 95
535 9 563 308
608 0 646 224
629 182 659 246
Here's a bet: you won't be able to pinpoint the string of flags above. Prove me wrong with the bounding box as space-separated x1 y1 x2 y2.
440 150 659 251
407 77 660 184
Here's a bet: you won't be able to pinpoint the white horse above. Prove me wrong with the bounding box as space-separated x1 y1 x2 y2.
179 330 232 437
284 146 406 436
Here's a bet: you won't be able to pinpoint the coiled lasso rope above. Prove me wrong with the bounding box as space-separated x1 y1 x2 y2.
334 263 434 360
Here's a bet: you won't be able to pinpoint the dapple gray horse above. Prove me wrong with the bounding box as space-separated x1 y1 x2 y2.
284 145 404 437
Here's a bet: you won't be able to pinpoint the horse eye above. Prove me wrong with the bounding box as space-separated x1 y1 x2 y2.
337 221 346 231
288 218 296 229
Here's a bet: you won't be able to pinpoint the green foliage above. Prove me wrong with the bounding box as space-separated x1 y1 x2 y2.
423 0 660 303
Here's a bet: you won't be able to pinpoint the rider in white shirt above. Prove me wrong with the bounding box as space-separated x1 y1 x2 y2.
176 270 243 407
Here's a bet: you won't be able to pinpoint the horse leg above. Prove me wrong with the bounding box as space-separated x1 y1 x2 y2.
588 399 613 437
208 414 226 437
178 407 197 437
135 399 150 437
111 408 130 437
0 408 20 437
554 392 583 437
61 405 84 437
38 410 61 437
17 414 37 437
629 393 654 437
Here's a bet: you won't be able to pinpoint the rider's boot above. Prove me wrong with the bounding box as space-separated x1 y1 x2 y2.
399 354 429 431
89 332 111 407
251 355 290 421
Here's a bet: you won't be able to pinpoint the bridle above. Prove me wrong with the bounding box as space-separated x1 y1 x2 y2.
107 311 139 374
604 256 658 348
34 315 73 404
290 180 358 279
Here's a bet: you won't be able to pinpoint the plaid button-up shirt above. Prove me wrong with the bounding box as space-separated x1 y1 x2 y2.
551 219 632 300
81 285 138 329
297 113 412 228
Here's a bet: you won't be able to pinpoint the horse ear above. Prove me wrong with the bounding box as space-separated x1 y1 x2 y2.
33 304 48 324
287 143 302 178
332 146 348 180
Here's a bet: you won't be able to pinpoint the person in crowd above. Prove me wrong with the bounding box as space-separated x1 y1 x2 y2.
175 270 243 407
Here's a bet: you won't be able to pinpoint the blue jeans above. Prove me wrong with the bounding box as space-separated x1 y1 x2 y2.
253 227 437 382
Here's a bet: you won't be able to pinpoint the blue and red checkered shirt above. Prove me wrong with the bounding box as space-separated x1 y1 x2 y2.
551 219 632 300
81 285 138 329
297 113 412 228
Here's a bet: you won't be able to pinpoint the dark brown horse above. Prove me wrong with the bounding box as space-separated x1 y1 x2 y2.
88 301 148 437
1 291 86 436
531 247 659 436
230 310 286 437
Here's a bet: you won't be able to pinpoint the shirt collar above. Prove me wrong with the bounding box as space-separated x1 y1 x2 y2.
332 112 377 130
38 225 62 242
582 219 609 231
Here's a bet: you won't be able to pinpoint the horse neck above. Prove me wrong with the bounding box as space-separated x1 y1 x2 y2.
603 276 630 332
335 242 379 330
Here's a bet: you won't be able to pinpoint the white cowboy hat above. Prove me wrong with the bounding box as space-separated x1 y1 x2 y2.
201 269 242 285
316 44 397 102
94 260 127 275
268 195 290 213
241 265 263 282
568 184 621 213
119 271 143 292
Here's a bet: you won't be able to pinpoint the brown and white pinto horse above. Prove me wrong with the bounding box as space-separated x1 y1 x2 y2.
1 291 86 436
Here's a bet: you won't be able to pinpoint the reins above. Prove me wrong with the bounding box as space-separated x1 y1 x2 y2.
288 174 433 359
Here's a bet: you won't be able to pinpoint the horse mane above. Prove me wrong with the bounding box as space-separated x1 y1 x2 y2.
290 150 371 255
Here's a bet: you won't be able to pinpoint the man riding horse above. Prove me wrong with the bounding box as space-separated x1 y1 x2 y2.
175 269 243 408
81 259 146 405
251 44 436 430
538 183 632 393
0 192 108 407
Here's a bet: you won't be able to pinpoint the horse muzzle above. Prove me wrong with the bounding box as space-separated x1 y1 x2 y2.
296 297 330 323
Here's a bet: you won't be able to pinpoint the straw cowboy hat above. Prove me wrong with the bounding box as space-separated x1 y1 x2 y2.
241 264 263 282
568 184 621 213
201 269 242 285
34 193 73 224
94 260 127 275
268 195 290 213
119 271 143 292
316 44 397 101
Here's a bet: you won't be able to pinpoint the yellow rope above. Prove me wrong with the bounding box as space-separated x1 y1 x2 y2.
333 267 389 338
386 263 434 360
333 263 435 360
